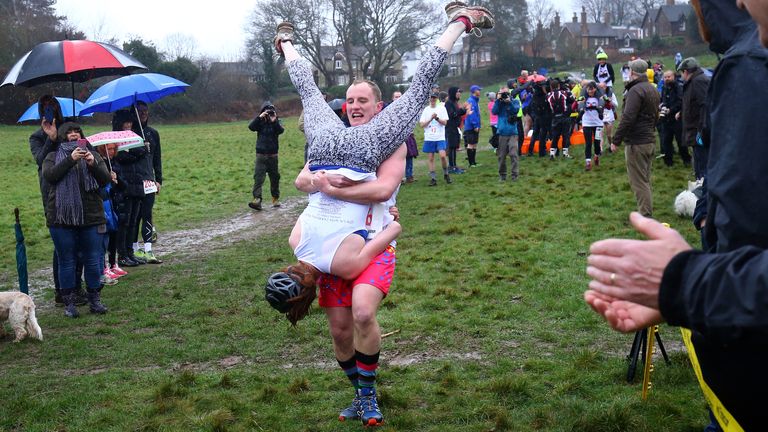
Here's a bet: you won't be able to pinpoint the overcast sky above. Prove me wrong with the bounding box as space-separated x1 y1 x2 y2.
55 0 577 60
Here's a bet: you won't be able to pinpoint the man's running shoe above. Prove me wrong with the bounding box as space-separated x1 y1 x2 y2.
145 251 163 264
444 1 467 21
274 22 295 55
357 387 383 427
447 3 494 37
338 396 362 422
134 250 148 260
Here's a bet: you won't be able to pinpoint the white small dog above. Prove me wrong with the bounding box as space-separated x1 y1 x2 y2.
0 291 43 342
674 179 703 218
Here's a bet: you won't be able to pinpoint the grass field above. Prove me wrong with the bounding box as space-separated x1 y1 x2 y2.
0 101 709 431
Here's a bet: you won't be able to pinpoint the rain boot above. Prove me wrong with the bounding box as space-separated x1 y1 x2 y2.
74 286 88 306
61 289 79 318
87 287 108 314
54 288 65 307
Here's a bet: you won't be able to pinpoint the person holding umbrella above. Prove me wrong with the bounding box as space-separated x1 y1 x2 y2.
29 95 86 306
43 122 112 317
113 110 147 267
132 101 163 264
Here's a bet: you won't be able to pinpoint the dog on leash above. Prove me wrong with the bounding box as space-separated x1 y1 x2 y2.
0 292 43 342
674 179 704 218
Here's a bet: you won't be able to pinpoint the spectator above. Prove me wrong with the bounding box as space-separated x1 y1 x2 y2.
445 87 468 174
507 79 526 155
29 95 85 306
487 91 499 152
659 70 690 167
621 63 631 83
419 92 451 186
392 91 418 184
95 143 123 285
42 122 111 317
491 87 521 181
677 57 710 180
248 102 285 211
674 52 683 70
132 101 163 264
113 110 147 267
611 59 659 217
464 84 482 167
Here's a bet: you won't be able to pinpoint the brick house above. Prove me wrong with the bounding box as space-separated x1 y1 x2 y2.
641 0 693 39
315 45 403 87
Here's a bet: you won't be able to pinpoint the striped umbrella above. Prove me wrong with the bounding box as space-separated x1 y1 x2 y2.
1 40 147 114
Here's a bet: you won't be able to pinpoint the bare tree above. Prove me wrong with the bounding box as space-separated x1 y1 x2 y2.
527 0 556 34
163 33 198 60
246 0 335 86
581 0 611 23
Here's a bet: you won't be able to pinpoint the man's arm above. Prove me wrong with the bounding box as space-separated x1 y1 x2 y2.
612 89 640 145
296 145 406 204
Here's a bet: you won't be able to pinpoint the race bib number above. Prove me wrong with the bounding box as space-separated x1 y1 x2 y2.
365 203 386 240
143 180 158 194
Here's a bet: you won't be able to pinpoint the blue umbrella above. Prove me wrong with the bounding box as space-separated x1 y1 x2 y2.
79 73 189 115
17 97 93 122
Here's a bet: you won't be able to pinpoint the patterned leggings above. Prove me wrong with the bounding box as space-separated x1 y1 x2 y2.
287 45 448 173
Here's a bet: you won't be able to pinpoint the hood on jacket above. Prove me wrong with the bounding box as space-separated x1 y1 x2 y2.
260 101 276 113
697 0 755 54
448 87 461 102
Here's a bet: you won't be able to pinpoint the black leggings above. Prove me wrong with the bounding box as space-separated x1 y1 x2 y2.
137 192 156 243
583 126 602 159
116 196 141 255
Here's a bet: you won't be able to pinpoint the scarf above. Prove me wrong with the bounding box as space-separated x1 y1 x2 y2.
53 141 99 226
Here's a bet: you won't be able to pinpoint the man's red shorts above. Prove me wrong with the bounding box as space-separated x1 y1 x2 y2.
317 245 396 308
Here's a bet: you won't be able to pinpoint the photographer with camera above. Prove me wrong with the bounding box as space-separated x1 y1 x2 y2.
248 102 285 211
491 87 521 181
659 70 690 167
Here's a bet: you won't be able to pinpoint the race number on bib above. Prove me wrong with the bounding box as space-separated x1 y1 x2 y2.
143 180 158 194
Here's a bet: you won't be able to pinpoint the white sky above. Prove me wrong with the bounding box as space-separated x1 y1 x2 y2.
55 0 577 60
55 0 257 60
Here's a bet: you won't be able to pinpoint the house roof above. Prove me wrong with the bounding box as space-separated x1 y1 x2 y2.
319 45 368 61
659 4 692 23
561 22 616 38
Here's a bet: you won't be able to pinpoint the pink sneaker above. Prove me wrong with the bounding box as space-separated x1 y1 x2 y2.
111 264 128 277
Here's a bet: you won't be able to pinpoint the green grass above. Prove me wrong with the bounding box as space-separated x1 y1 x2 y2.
0 111 707 430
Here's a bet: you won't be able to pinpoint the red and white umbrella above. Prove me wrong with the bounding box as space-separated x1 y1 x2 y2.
1 40 146 115
1 40 146 88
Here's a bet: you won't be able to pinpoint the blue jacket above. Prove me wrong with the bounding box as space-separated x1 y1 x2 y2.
464 94 481 131
491 99 520 136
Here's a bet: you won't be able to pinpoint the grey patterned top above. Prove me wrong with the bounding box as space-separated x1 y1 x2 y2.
287 45 448 173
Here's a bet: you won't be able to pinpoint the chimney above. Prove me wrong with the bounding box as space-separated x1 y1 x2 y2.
604 11 611 25
573 12 578 23
581 6 588 34
666 0 675 5
554 12 560 30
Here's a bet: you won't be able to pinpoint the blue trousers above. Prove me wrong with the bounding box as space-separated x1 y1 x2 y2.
50 225 103 291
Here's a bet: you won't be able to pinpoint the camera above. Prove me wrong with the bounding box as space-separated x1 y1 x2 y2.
499 92 510 101
266 109 276 117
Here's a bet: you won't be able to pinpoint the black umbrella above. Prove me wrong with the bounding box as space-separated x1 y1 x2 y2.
1 40 147 114
13 208 28 295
